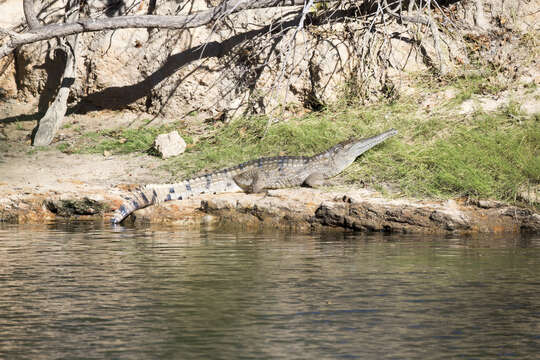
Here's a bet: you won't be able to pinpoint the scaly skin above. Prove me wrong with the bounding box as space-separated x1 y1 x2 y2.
111 129 397 224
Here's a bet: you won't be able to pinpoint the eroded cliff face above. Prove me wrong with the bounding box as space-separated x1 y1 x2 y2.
1 0 535 120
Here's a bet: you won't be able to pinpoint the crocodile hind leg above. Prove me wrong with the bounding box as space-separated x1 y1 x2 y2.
303 172 329 188
233 169 265 193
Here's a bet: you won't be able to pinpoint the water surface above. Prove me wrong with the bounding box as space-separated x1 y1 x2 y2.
0 223 539 359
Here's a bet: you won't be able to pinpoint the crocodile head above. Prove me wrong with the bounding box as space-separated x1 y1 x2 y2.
330 128 398 171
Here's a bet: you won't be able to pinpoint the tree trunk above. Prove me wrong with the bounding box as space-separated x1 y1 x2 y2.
32 1 79 146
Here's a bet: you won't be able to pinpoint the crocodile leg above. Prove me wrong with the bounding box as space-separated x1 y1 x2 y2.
250 174 266 193
303 172 326 188
233 169 262 193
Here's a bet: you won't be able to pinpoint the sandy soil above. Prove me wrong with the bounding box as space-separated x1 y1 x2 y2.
0 102 173 199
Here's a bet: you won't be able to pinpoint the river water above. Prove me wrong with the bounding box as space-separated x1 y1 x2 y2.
0 222 538 359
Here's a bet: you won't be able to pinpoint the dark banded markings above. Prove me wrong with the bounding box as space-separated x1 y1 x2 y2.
278 157 285 172
140 191 149 204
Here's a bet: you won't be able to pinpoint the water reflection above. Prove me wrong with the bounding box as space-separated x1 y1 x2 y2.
0 223 538 359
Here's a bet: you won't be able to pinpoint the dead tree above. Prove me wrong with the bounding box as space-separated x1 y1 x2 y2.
0 0 456 146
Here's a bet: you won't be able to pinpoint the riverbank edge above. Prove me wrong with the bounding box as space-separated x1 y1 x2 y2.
1 187 538 233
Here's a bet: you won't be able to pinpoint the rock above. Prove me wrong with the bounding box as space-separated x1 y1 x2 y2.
153 131 186 159
45 197 108 217
476 199 504 209
518 185 539 205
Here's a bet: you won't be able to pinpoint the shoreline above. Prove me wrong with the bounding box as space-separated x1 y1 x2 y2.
1 186 539 233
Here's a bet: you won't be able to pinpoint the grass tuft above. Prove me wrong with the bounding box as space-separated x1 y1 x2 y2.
63 124 182 155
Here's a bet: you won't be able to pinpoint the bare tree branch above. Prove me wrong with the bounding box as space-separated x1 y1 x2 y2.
383 0 429 25
0 0 329 59
23 0 41 29
0 27 19 38
383 0 446 73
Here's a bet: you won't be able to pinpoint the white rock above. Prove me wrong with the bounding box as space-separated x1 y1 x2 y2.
153 131 186 159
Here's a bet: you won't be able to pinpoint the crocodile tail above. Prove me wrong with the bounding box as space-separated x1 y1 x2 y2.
111 183 190 224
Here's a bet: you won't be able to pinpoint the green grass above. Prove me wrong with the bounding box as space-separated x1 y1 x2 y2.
56 143 70 153
90 128 161 154
349 111 539 201
64 124 183 155
416 71 508 107
164 93 539 205
67 71 539 206
163 109 398 177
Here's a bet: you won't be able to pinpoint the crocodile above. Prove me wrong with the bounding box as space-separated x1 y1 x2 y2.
111 128 397 224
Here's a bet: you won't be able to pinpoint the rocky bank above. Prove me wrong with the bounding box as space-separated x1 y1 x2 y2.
1 183 539 233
